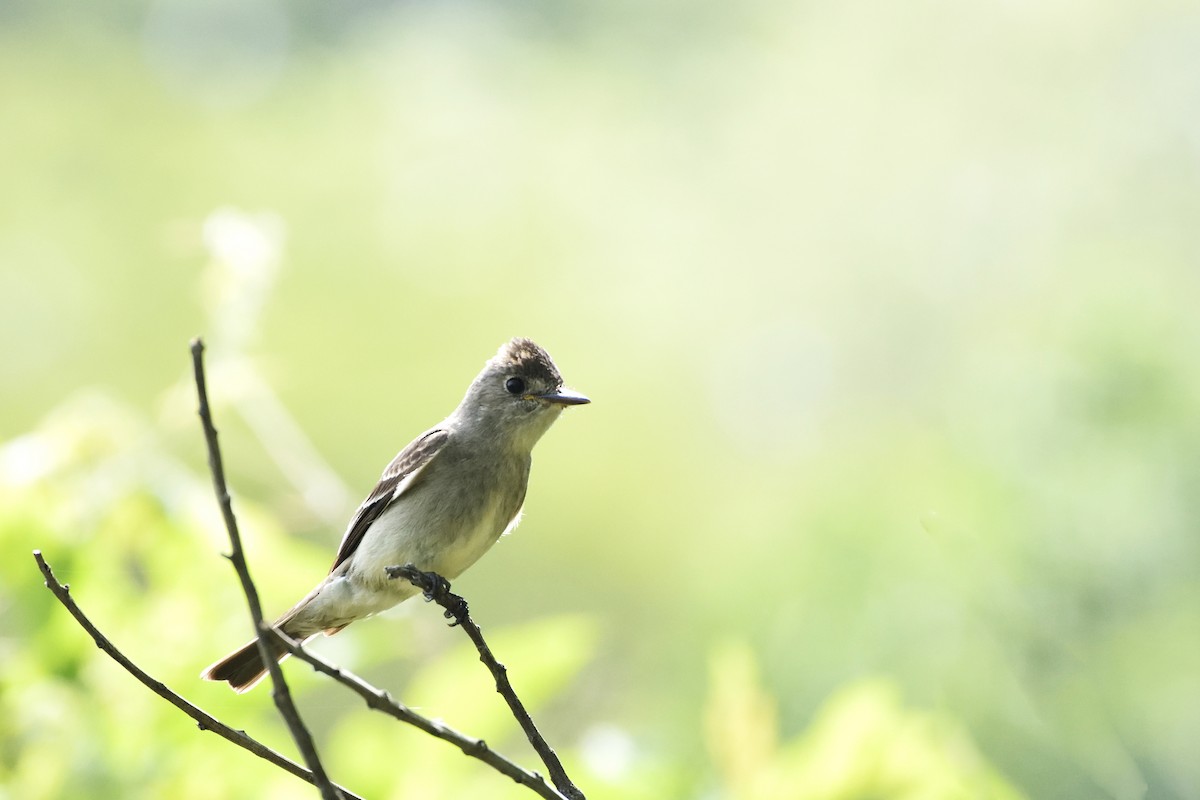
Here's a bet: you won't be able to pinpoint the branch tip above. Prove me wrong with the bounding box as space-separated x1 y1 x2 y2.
192 338 342 800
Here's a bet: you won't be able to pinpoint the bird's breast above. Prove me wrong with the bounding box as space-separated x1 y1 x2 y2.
427 492 515 578
348 452 527 588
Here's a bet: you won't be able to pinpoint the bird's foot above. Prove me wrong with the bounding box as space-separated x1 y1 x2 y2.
387 563 469 626
419 569 451 601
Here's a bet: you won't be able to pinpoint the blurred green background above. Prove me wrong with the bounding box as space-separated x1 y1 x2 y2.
3 1 1199 798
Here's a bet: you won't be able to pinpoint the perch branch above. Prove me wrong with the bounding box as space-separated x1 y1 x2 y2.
387 564 586 800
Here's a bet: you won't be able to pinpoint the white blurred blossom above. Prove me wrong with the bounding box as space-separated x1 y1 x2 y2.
579 723 637 781
201 207 284 349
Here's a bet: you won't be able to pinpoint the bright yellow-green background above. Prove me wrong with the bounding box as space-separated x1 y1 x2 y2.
3 1 1199 798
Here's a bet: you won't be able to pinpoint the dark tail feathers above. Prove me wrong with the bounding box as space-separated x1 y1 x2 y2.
201 633 291 693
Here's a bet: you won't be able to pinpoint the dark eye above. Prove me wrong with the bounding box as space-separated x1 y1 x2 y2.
505 377 526 395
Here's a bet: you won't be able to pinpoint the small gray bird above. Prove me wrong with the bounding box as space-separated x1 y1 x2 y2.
202 338 589 692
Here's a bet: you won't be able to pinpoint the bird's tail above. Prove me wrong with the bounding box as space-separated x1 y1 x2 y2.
203 581 338 692
201 631 292 693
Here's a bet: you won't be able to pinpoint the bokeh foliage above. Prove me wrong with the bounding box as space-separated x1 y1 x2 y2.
3 0 1199 798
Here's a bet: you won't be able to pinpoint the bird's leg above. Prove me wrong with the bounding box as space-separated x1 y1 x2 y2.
386 564 470 626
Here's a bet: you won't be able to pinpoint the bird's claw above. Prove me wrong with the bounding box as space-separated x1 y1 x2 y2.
422 571 452 601
392 563 469 625
399 565 448 601
442 595 469 626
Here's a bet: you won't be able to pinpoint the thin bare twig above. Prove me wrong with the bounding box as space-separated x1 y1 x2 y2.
32 551 365 800
271 630 571 800
190 336 342 800
387 564 586 800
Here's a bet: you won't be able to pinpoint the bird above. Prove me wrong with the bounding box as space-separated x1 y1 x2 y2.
202 337 589 692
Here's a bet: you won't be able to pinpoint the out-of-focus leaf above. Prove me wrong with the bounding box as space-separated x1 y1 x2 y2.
703 643 1028 800
704 639 779 795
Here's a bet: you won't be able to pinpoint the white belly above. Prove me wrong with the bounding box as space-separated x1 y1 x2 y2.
348 489 513 588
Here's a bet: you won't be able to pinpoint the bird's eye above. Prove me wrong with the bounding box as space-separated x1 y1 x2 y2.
505 377 526 395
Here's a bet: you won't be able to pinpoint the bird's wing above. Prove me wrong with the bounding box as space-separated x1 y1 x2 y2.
329 428 451 572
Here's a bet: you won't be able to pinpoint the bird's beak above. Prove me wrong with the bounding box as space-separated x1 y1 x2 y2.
534 387 590 406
